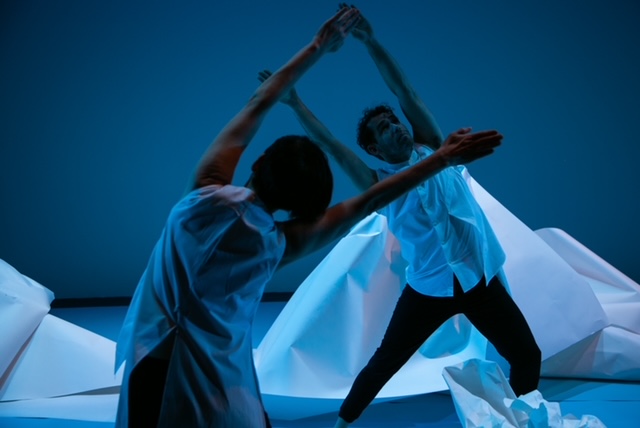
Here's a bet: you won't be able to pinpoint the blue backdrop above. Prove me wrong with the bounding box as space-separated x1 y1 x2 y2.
1 0 639 298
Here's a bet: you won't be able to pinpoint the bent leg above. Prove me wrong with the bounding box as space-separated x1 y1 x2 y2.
463 277 541 396
339 285 456 423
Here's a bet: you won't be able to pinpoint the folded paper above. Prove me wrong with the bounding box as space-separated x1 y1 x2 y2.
0 259 121 422
443 358 606 428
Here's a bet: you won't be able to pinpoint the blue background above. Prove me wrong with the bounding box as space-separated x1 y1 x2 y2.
1 0 639 299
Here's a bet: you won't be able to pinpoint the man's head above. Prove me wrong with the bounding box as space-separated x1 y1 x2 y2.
251 135 333 221
357 104 413 163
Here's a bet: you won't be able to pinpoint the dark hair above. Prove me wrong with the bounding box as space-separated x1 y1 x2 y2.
356 104 396 153
252 135 333 221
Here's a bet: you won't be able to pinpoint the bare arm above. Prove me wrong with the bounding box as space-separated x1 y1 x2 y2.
280 127 502 265
342 3 444 150
190 8 361 190
258 69 377 191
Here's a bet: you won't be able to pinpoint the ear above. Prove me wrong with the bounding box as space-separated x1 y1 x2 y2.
365 144 379 157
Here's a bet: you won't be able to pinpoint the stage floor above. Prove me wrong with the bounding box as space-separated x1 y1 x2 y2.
1 303 639 428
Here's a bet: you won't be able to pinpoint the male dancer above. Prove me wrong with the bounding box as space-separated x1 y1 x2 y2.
259 5 540 427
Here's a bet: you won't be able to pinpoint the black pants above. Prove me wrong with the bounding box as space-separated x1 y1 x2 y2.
339 276 541 423
128 356 273 428
128 356 170 428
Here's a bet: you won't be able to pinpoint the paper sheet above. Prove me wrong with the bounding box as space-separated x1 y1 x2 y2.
0 260 121 422
0 314 122 401
0 394 119 422
0 259 54 379
443 358 607 428
465 174 608 358
537 228 640 380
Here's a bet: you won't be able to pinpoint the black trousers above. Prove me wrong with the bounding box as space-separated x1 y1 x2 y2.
128 356 273 428
339 276 541 423
128 356 170 428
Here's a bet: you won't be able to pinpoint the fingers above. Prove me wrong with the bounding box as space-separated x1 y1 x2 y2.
469 129 500 137
452 127 472 135
321 6 360 52
332 3 360 25
337 7 360 32
257 69 272 83
452 129 501 138
337 3 357 11
470 131 503 147
321 6 359 38
330 5 351 23
445 127 503 166
343 10 361 33
454 129 502 146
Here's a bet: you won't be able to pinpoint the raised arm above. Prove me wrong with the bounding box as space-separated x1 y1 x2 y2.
342 3 444 150
281 127 502 264
258 69 377 191
190 8 360 190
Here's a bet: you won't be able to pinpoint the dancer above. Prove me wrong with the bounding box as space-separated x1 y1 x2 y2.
259 5 540 427
115 7 503 428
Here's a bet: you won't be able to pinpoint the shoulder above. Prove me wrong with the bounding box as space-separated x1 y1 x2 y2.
187 184 257 207
170 185 257 223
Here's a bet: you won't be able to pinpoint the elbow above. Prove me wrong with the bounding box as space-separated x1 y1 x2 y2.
396 87 419 104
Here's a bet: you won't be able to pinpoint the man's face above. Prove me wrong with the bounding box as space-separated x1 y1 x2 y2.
366 112 413 163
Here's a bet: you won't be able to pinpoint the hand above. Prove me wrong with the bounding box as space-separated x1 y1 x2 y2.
258 69 300 106
439 128 503 166
314 6 360 53
338 3 373 42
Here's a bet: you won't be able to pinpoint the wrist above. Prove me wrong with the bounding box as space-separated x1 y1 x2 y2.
310 37 331 57
433 147 453 168
363 35 378 49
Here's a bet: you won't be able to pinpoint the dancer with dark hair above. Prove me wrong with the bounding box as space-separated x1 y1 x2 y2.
115 7 503 428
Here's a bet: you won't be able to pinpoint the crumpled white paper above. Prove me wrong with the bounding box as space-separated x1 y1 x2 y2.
0 258 54 380
443 358 607 428
536 228 640 381
507 390 607 428
0 259 122 422
0 314 122 401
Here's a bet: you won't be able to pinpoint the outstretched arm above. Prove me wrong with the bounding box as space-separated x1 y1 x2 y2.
258 69 377 191
342 3 444 150
190 8 360 190
281 127 502 264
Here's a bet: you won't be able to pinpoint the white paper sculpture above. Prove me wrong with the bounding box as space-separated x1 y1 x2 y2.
465 174 608 359
442 358 606 428
0 259 122 422
0 259 53 379
536 228 640 380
